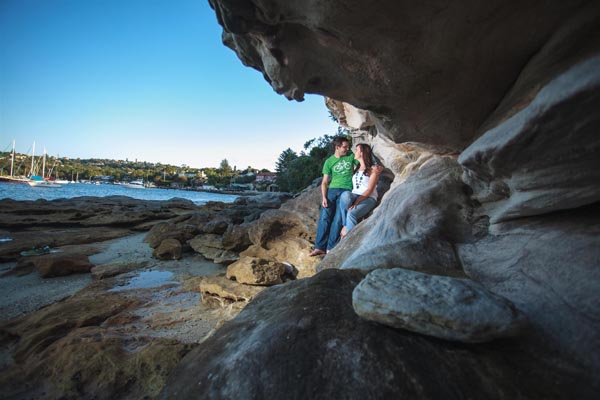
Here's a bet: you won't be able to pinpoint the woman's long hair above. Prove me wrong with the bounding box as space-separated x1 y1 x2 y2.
355 143 374 176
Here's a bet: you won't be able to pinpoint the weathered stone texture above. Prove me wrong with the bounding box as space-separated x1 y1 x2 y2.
320 157 475 273
152 238 183 260
353 268 528 343
204 0 600 396
32 254 94 278
226 256 286 285
160 269 594 400
459 57 600 223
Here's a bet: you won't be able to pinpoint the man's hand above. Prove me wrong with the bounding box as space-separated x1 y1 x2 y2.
322 198 329 208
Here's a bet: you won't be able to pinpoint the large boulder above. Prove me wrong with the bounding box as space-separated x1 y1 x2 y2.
200 1 600 394
459 57 600 223
353 268 528 343
208 0 594 150
457 205 600 373
160 269 592 399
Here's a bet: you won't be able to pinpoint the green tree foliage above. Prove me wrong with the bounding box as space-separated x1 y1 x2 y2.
277 156 322 192
219 159 232 177
275 148 298 175
275 134 342 193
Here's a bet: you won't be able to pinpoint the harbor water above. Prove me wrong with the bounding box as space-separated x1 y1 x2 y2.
0 182 239 204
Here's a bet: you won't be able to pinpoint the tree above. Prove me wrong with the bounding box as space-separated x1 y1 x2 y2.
275 148 298 175
219 159 232 177
277 156 321 192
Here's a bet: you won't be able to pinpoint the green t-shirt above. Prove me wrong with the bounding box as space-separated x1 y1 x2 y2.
322 153 358 189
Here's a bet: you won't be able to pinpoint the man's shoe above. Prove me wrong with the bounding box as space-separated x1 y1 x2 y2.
309 249 326 257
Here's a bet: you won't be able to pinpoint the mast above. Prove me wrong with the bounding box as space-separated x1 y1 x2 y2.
42 147 46 179
10 140 15 177
30 141 35 177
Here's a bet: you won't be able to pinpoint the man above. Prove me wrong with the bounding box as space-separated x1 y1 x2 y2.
309 136 357 256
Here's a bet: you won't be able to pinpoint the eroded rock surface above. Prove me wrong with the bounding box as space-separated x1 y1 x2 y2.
353 268 528 343
33 253 94 278
160 269 593 400
198 275 265 305
153 238 183 260
226 256 286 285
320 156 476 274
0 196 198 262
459 57 600 223
209 0 591 149
204 0 600 396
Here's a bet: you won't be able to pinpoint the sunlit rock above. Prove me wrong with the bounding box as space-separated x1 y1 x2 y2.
226 256 286 285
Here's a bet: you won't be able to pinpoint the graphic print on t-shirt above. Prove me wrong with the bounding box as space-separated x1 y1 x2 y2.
332 160 352 174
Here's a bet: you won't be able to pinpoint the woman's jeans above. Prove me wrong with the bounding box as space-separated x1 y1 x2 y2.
339 191 377 232
315 188 348 251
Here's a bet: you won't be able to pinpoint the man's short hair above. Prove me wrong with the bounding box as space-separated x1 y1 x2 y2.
332 135 349 148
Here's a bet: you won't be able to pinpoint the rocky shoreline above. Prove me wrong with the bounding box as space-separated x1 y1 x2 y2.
2 0 600 397
0 192 313 399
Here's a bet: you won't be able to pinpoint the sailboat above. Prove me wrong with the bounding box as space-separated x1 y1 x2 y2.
27 144 62 188
0 140 31 184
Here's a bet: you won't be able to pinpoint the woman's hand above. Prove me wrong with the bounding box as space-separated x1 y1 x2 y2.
349 196 364 210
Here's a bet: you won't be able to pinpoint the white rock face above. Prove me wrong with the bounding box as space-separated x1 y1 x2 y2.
353 268 527 343
321 156 475 273
459 57 600 223
458 208 600 370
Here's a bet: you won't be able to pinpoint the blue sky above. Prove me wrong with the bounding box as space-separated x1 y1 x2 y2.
0 0 338 170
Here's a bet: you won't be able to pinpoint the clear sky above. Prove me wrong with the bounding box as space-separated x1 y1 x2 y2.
0 0 338 170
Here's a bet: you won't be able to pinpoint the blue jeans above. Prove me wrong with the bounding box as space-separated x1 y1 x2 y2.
339 191 377 232
315 188 348 251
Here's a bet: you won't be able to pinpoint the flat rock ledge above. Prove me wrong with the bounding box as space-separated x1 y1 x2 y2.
353 268 528 343
199 276 265 306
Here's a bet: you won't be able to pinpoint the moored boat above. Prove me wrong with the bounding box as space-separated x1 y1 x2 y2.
28 175 62 188
0 140 29 184
26 145 62 188
122 179 145 189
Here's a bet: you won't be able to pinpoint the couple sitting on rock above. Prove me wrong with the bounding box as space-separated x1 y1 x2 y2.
309 136 382 256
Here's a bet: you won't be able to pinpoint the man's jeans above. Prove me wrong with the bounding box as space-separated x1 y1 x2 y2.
315 188 348 251
339 191 377 232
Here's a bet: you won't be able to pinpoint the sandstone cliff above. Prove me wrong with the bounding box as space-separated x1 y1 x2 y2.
162 1 600 398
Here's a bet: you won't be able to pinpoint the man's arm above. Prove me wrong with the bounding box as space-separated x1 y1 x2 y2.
321 174 331 208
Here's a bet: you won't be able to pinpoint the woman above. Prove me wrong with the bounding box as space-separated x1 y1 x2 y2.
338 143 381 238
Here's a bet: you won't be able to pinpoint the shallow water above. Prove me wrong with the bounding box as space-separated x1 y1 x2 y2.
0 182 238 205
110 270 178 291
